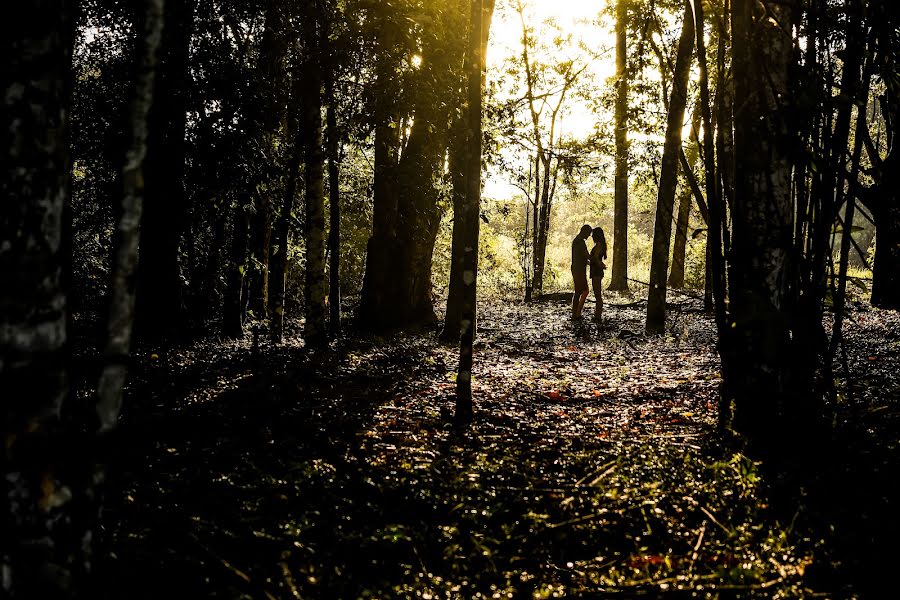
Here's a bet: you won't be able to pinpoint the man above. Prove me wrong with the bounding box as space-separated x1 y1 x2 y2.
571 224 592 319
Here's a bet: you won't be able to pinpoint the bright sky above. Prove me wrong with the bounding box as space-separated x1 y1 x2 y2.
485 0 618 197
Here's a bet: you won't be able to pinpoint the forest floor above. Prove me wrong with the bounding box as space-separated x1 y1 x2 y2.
93 296 900 599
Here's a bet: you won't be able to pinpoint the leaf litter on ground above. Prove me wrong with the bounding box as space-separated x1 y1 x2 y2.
99 297 900 598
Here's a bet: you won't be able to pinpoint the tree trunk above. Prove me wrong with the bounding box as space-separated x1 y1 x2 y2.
871 150 900 309
223 193 252 338
303 58 328 348
246 0 285 321
2 1 78 593
609 0 630 292
646 4 695 335
456 0 484 422
359 15 402 328
441 0 495 335
246 201 272 319
96 0 164 430
136 0 194 341
440 114 470 341
325 75 342 335
269 133 304 342
669 110 700 289
726 0 797 440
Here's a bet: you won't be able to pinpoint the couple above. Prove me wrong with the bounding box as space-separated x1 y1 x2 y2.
571 224 607 321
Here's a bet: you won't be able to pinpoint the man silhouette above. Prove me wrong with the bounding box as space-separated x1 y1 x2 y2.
571 224 592 319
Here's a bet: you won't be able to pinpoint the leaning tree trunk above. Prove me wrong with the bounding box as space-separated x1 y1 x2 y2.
136 0 194 341
669 110 701 289
726 0 798 441
456 0 484 422
2 2 79 594
303 57 328 348
96 0 164 430
608 0 630 292
646 3 695 335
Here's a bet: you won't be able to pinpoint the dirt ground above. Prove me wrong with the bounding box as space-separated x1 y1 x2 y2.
94 297 900 598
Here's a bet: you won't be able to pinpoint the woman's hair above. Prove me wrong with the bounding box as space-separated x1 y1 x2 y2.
592 227 607 259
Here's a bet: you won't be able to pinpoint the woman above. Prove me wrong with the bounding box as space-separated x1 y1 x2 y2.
589 227 607 322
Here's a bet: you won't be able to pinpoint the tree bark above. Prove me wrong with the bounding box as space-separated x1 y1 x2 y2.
609 0 630 292
136 0 194 341
726 0 797 440
646 3 695 335
871 151 900 309
303 57 328 348
269 132 304 342
96 0 164 430
359 13 402 328
246 0 285 321
456 0 484 422
1 1 78 593
669 110 701 289
223 193 252 338
443 0 495 342
325 74 342 335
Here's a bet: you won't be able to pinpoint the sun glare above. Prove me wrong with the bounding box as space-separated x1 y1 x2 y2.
485 0 618 197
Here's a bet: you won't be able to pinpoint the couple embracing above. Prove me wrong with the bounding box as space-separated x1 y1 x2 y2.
571 224 607 321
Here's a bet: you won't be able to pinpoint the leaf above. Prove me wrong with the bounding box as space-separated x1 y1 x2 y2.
691 228 707 239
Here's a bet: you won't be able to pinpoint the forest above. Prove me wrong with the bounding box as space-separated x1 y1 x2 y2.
3 0 900 597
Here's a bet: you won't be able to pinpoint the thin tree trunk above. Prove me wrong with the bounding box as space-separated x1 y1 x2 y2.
303 57 328 348
646 3 695 334
325 75 341 335
223 193 252 338
456 0 485 422
96 0 164 430
669 110 701 289
269 136 304 342
609 0 630 292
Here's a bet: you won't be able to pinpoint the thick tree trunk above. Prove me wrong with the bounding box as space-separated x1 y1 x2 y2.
303 59 328 348
2 1 78 593
726 0 797 440
609 0 630 292
359 16 402 328
646 4 694 334
456 0 484 422
136 0 194 341
871 151 900 309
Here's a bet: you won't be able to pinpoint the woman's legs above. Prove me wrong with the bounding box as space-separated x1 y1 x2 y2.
592 276 603 321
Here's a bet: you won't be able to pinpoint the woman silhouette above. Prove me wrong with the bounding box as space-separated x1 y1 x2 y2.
589 227 607 322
